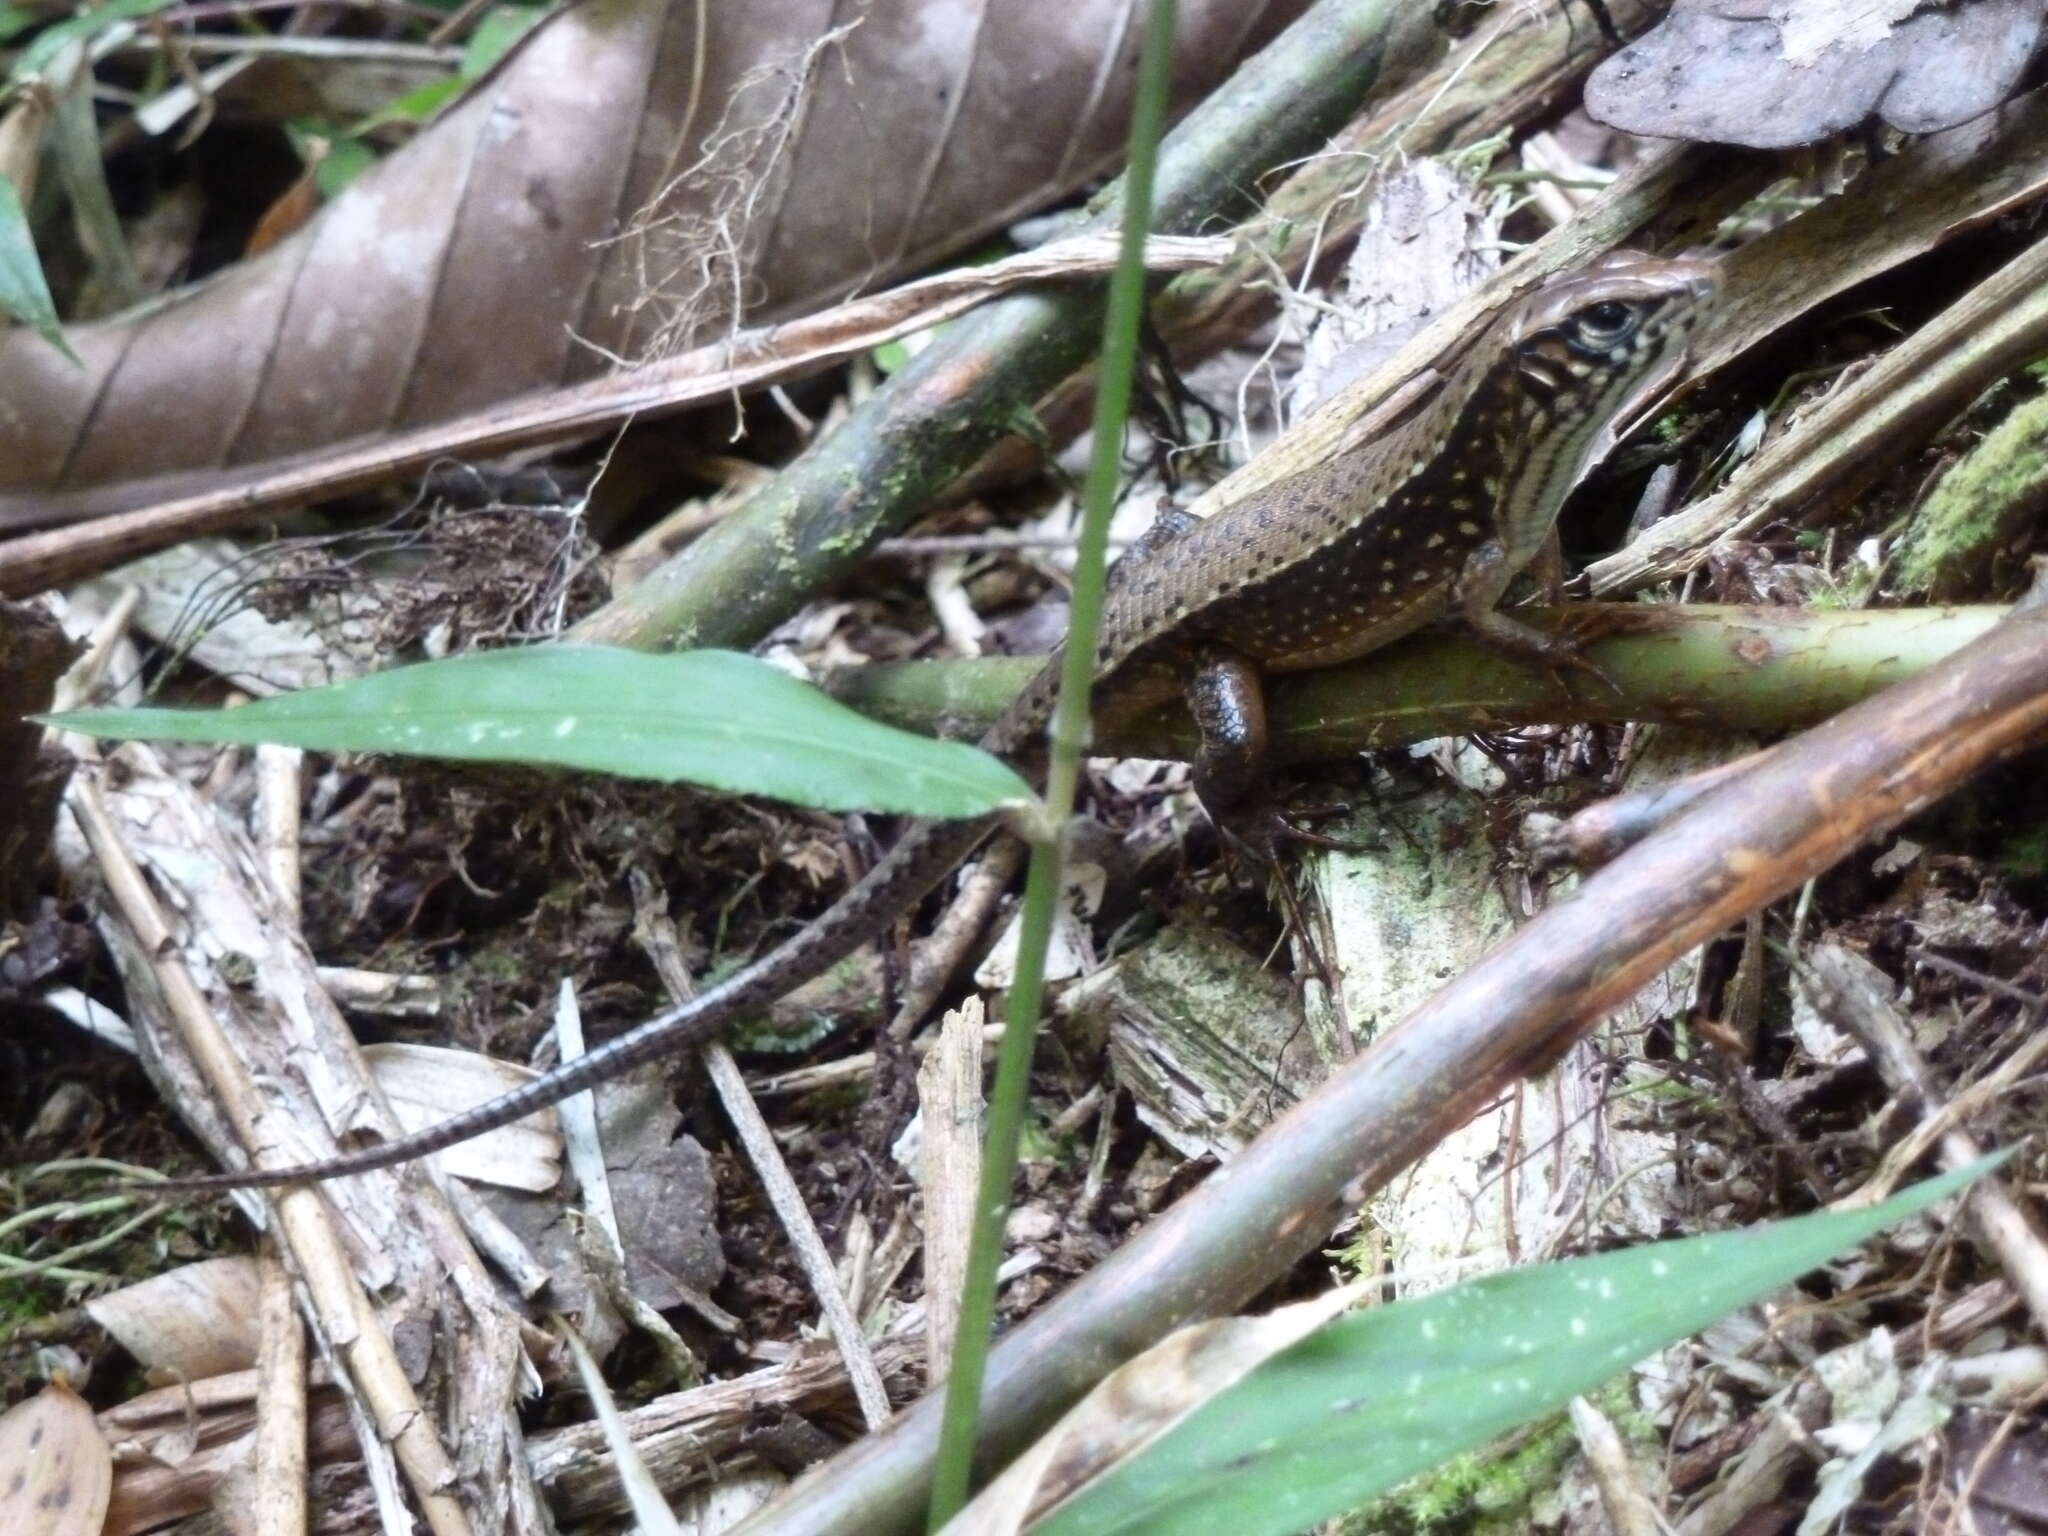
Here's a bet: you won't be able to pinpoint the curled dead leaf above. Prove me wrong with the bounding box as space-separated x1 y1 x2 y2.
82 1256 263 1381
1585 0 2047 148
946 1284 1365 1535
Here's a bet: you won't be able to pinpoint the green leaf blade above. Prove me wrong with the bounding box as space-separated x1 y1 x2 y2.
0 174 75 361
1042 1159 2003 1536
45 646 1032 819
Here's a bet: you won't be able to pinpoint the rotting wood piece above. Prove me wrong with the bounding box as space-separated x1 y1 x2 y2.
1064 920 1322 1161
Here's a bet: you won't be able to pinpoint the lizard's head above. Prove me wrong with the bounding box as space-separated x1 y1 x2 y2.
1438 253 1718 567
1505 252 1719 430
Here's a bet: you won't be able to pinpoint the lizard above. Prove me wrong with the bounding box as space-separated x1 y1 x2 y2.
142 251 1718 1194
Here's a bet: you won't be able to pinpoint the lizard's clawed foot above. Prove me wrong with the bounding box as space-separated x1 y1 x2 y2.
1266 801 1385 856
1542 644 1622 699
1526 608 1628 698
1465 601 1624 699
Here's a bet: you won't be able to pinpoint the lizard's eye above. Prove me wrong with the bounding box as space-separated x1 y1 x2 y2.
1571 300 1639 349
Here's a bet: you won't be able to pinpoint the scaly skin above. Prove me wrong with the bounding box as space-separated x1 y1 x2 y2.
145 253 1718 1193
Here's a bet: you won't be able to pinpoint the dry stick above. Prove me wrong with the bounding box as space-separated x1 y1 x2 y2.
735 597 2048 1535
442 1177 552 1301
550 979 702 1387
253 744 302 926
840 1213 878 1325
917 1000 986 1388
0 235 1228 593
1863 1008 2048 1203
1569 1395 1663 1536
1672 1376 1833 1536
253 1251 308 1536
750 1024 1006 1098
518 1336 923 1530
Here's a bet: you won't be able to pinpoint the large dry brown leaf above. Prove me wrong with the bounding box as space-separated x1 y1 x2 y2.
0 0 1305 528
1585 0 2047 147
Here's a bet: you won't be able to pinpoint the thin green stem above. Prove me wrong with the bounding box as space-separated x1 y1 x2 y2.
924 0 1177 1526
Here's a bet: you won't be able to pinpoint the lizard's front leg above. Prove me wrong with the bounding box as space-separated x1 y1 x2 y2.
1451 535 1608 684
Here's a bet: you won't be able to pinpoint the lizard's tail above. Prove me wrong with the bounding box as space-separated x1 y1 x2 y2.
140 815 1000 1194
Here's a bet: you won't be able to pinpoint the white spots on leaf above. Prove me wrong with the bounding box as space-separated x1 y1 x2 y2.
554 716 578 738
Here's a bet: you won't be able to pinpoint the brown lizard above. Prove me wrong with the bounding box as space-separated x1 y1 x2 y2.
144 252 1718 1193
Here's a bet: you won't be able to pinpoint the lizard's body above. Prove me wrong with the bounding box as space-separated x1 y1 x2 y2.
154 253 1717 1193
